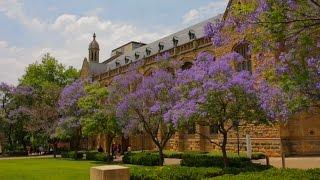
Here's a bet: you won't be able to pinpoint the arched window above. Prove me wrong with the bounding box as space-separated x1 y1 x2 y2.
233 42 252 73
187 122 196 134
181 62 193 70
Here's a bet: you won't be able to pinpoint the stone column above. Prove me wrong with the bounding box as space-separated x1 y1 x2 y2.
195 123 208 152
172 130 185 152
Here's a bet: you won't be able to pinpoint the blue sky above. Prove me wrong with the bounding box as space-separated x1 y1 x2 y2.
0 0 229 84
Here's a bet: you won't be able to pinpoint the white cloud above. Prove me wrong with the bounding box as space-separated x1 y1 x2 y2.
85 7 104 16
183 9 200 24
182 0 228 24
0 1 174 84
0 0 47 31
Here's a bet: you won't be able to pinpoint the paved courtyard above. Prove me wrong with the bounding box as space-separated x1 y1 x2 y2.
253 157 320 169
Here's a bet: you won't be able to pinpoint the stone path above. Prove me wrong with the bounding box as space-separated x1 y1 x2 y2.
252 157 320 169
0 155 58 160
164 158 181 165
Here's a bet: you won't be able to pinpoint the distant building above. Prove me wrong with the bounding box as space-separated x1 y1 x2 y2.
80 0 320 156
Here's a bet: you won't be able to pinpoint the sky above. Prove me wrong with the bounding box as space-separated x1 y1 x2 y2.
0 0 229 84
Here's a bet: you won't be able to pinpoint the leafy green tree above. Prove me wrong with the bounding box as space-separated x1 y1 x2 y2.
20 53 78 88
1 53 79 154
78 83 120 155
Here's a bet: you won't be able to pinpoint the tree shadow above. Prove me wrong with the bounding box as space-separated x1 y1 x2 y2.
222 161 273 175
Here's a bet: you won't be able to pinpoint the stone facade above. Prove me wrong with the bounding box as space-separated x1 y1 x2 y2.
80 0 320 156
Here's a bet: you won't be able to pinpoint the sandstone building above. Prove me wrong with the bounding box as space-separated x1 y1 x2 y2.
80 0 320 156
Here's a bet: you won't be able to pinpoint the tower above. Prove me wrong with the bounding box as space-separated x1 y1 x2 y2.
88 33 99 63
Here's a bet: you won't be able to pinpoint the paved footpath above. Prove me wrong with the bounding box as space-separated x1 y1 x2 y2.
252 157 320 169
0 155 59 160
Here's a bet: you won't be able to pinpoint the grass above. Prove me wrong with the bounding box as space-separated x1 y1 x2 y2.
0 157 319 180
0 158 104 180
210 168 320 180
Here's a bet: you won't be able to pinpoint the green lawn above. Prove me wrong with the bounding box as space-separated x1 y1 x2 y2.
0 158 319 180
0 158 101 180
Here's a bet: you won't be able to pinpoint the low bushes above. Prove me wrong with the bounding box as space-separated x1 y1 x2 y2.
5 151 28 157
85 151 113 162
60 151 83 159
211 168 320 180
123 152 160 166
61 151 113 162
129 165 223 180
181 154 250 168
163 151 208 159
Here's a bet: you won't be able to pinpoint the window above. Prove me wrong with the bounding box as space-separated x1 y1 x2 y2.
135 52 140 60
146 48 151 56
158 42 164 51
187 122 196 134
173 36 179 47
233 42 252 73
115 61 120 67
188 30 196 40
181 62 193 70
210 124 219 134
125 56 130 64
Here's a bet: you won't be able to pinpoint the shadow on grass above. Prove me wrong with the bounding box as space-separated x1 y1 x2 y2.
221 162 273 176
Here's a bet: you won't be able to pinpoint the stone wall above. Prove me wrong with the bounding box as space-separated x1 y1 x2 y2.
165 123 281 156
281 109 320 156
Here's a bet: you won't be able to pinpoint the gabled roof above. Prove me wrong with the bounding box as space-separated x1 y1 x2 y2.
88 14 222 76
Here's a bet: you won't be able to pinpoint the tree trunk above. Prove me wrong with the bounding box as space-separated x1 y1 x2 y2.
105 134 113 156
53 141 57 158
158 147 164 166
74 129 81 160
221 132 228 168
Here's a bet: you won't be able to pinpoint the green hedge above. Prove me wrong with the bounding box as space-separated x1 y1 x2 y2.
163 151 208 159
211 168 320 180
61 151 83 159
6 151 28 156
181 154 250 168
123 152 160 166
86 151 113 162
129 165 223 180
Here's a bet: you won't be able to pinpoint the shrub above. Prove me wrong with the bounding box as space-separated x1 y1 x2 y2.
251 152 266 160
61 151 84 159
123 152 160 166
61 151 69 158
129 165 223 180
94 153 113 162
163 151 208 159
181 154 250 168
211 168 320 180
6 151 28 157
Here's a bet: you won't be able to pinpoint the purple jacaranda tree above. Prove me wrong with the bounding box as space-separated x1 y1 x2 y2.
57 79 86 157
112 67 180 165
0 83 35 151
205 0 320 111
165 52 288 168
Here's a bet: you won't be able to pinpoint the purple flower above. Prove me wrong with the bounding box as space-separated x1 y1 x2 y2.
287 0 297 9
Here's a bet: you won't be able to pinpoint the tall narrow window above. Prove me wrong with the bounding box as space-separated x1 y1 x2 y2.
125 56 130 64
116 61 120 67
173 36 179 47
210 124 219 134
135 52 140 60
188 30 196 40
146 48 151 56
233 42 252 73
187 122 196 134
158 42 164 51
